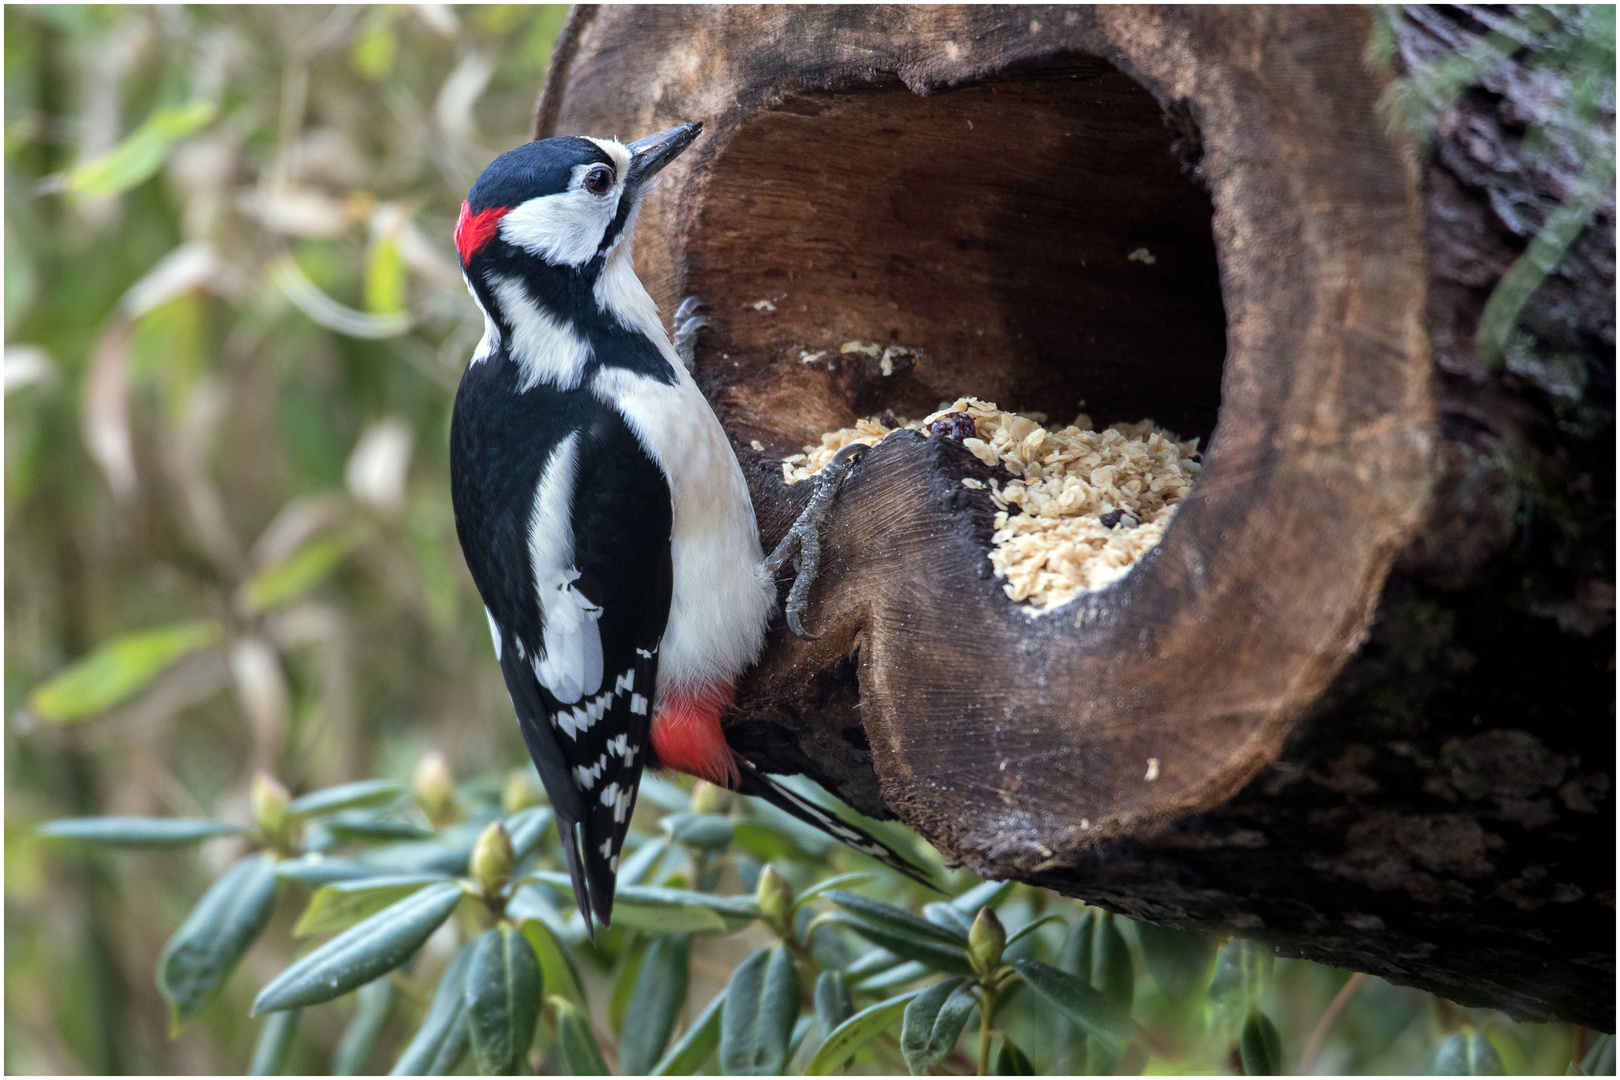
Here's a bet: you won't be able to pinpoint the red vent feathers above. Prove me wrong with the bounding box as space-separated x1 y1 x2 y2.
455 201 508 263
650 684 740 788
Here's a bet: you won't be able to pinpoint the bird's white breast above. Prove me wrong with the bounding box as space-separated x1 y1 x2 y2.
591 241 775 697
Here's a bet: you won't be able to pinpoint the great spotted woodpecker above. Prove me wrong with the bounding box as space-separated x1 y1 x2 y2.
449 123 930 933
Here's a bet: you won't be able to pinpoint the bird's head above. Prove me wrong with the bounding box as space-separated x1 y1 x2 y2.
455 122 701 283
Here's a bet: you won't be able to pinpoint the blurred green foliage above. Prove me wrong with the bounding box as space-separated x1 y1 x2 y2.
3 5 1605 1075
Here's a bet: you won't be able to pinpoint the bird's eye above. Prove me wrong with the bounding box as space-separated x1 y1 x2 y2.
583 166 614 195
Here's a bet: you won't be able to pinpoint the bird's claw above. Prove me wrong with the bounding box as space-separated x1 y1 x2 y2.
766 443 867 641
672 296 713 373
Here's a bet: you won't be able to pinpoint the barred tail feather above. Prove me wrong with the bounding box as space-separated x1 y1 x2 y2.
733 759 938 890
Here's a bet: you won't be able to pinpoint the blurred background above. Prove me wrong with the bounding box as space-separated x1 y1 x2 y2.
6 5 567 1071
1 5 1598 1075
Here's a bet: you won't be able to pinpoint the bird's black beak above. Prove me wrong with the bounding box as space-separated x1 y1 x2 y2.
623 121 702 191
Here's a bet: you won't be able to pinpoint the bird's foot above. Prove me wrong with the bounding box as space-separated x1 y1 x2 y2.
672 296 714 374
763 443 867 640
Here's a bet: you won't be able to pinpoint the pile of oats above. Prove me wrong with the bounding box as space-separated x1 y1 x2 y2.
781 397 1201 611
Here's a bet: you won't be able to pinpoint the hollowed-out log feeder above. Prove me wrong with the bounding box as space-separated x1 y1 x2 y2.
538 7 1615 1026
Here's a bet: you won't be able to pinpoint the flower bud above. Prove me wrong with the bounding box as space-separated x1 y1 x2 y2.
756 864 795 933
689 780 730 815
413 751 456 827
470 820 515 898
252 771 291 840
501 768 543 815
968 906 1006 974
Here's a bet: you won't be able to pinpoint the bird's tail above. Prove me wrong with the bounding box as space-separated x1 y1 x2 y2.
732 758 938 890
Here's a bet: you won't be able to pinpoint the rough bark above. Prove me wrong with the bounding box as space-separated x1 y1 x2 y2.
536 5 1614 1026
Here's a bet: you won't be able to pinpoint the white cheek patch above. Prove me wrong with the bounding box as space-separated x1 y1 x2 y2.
499 161 622 267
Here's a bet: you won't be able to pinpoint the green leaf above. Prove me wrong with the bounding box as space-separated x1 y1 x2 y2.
854 960 930 992
465 926 542 1075
1134 922 1217 1005
519 916 588 1011
249 1008 301 1075
610 884 759 936
817 911 973 975
1207 938 1273 1020
552 995 610 1075
27 619 221 721
718 945 802 1075
900 976 976 1075
662 811 735 851
994 1034 1034 1076
615 837 669 885
289 780 406 820
333 977 394 1075
363 820 484 875
294 874 450 936
805 989 924 1076
243 528 364 614
923 902 974 937
159 853 283 1032
732 820 814 863
391 944 474 1075
352 20 397 80
620 934 693 1074
253 881 465 1013
950 879 1014 914
1005 914 1066 950
794 873 876 910
1240 1008 1285 1076
276 856 378 887
39 816 244 848
1582 1035 1617 1077
610 934 649 1036
1094 912 1135 1012
1432 1029 1506 1076
66 99 217 198
365 236 406 315
1477 152 1613 369
1010 959 1133 1047
319 817 435 843
826 891 968 947
814 970 853 1036
842 946 903 980
503 805 553 862
653 989 725 1075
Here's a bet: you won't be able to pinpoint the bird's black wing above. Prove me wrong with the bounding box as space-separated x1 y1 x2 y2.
533 404 672 930
451 364 670 934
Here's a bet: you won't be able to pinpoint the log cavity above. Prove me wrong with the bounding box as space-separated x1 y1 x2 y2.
687 61 1229 459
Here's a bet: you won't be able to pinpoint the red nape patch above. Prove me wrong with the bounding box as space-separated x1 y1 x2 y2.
651 684 740 789
455 201 508 264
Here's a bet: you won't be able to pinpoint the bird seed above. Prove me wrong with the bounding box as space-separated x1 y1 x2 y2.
780 396 1201 611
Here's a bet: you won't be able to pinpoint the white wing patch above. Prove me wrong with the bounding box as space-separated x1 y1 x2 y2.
490 275 593 392
528 432 604 703
485 607 503 662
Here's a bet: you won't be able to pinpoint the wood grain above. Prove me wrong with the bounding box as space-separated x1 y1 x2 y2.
537 5 1613 1026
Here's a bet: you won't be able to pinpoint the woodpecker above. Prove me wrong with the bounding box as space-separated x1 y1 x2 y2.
449 123 930 933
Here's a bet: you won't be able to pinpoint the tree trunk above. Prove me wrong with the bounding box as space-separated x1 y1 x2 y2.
536 5 1614 1027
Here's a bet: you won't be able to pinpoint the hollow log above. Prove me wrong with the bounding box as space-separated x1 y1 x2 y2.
536 6 1615 1026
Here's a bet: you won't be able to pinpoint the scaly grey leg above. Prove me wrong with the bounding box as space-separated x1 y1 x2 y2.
763 443 868 640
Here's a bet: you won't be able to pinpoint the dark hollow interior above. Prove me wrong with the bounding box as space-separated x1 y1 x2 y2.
688 59 1228 450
